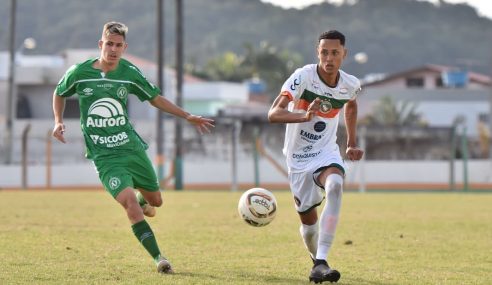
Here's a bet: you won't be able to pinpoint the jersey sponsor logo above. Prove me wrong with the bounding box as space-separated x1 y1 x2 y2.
290 77 301 91
109 177 121 190
314 121 326 132
355 87 361 95
82 88 93 96
89 132 129 147
292 150 321 159
117 86 128 99
86 98 126 128
300 130 322 141
302 145 313 152
339 87 348 95
97 83 114 90
319 100 333 113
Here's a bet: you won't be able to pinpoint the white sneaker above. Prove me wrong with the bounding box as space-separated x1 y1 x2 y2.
156 258 174 274
142 204 156 217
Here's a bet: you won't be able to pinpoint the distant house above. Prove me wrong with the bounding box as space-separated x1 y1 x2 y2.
359 64 492 136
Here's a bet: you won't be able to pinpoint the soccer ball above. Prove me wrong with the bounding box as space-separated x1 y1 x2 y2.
238 188 277 227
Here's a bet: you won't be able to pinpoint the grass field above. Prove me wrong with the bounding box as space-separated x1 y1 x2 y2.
0 190 490 285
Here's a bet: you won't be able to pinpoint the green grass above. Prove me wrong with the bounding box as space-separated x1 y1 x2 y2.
0 190 490 284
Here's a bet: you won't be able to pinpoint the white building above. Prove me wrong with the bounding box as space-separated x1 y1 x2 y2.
359 64 492 136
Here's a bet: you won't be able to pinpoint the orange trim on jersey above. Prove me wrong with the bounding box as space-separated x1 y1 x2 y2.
280 90 294 101
295 99 341 118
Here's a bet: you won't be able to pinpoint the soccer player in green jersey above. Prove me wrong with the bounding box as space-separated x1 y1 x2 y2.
52 21 214 274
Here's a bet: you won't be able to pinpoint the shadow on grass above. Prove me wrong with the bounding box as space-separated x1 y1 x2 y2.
175 270 400 285
175 270 306 284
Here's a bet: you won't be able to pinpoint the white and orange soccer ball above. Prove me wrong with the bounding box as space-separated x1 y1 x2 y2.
238 188 277 227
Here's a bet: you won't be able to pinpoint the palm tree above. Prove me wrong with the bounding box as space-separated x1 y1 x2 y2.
364 95 424 127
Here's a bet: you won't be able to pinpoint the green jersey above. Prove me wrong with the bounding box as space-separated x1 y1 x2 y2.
56 58 160 160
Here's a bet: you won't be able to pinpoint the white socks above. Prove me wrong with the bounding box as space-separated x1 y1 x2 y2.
316 174 343 261
300 221 319 260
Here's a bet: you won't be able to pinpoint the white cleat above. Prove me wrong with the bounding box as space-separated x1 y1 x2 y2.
142 204 156 217
156 258 174 274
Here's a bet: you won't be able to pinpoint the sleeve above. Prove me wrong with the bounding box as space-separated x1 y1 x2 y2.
128 65 161 102
55 64 78 97
350 78 362 101
280 67 307 101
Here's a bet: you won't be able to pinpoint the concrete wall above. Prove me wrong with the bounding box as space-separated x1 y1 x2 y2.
1 159 491 190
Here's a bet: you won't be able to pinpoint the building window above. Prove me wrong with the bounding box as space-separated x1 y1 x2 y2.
406 77 424 88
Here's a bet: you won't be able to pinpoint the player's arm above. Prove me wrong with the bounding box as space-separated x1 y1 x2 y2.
268 92 321 123
52 92 66 143
344 99 363 160
149 95 214 134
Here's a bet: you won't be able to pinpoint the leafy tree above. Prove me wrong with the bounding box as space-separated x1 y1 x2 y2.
187 42 302 100
363 95 425 127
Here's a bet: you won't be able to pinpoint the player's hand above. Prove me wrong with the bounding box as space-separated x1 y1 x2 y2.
52 122 66 143
304 97 321 121
346 146 364 161
186 115 215 135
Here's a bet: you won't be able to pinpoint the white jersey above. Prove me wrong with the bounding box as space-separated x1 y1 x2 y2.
280 64 361 173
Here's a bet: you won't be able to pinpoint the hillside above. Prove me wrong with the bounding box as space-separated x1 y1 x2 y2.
0 0 491 77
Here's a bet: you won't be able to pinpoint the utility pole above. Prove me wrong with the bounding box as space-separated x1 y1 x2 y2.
4 0 17 164
174 0 184 190
156 0 165 189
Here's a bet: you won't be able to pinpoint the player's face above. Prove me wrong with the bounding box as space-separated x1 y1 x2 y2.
98 33 127 65
317 39 347 76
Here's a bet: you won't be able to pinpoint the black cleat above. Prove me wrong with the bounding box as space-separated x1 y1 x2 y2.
309 260 341 283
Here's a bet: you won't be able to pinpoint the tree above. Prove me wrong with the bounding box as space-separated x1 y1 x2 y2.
187 42 302 100
363 95 425 127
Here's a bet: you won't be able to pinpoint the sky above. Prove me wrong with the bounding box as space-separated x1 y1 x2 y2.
261 0 492 19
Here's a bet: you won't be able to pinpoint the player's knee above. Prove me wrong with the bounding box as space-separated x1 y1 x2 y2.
148 195 163 207
325 175 343 195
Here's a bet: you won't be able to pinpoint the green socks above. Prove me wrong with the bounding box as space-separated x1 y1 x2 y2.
131 220 161 261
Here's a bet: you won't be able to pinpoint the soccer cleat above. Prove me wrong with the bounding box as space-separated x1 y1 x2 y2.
142 204 156 217
156 258 174 274
309 260 341 283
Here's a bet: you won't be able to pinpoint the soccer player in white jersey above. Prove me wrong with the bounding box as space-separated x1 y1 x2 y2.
268 30 363 283
52 22 214 274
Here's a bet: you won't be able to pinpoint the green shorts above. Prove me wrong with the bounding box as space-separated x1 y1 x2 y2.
93 151 159 198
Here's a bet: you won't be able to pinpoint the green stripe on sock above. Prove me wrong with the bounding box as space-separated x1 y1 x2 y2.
131 220 161 260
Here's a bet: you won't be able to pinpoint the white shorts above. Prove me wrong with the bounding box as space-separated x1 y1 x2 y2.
288 158 345 214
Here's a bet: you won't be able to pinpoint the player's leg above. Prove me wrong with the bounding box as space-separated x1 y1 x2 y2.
136 190 161 217
299 209 319 262
95 156 172 274
310 165 344 283
115 188 172 273
289 171 324 262
132 151 163 218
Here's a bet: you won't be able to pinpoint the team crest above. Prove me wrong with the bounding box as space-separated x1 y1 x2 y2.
117 86 128 99
319 100 332 113
109 177 121 190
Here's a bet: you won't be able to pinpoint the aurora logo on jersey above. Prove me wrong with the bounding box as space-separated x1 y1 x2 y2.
86 98 126 128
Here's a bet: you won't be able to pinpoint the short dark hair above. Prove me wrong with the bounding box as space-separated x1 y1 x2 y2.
318 30 345 46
